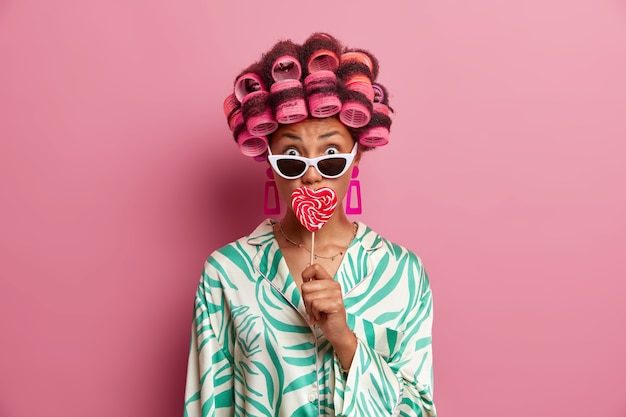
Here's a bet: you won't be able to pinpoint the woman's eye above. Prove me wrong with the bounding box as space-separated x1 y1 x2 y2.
324 147 339 155
285 149 300 156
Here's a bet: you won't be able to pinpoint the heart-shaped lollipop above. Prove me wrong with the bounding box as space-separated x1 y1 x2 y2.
291 187 338 232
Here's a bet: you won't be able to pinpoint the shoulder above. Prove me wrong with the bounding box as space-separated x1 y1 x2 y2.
205 219 274 265
197 220 275 292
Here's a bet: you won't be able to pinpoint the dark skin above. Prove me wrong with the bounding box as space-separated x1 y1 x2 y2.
269 117 360 372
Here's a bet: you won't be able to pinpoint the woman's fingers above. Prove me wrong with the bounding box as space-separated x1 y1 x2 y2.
301 264 348 333
309 296 345 320
302 283 345 331
301 263 333 282
302 284 343 318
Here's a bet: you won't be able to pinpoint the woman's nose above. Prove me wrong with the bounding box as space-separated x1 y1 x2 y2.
301 164 322 185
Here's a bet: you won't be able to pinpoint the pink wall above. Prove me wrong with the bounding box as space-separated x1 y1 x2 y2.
1 0 625 416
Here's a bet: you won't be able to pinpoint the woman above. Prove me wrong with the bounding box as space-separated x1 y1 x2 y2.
184 33 436 417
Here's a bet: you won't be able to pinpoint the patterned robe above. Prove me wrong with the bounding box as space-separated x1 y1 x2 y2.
184 220 436 417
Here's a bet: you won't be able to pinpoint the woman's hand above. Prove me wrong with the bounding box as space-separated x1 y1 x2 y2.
301 263 357 370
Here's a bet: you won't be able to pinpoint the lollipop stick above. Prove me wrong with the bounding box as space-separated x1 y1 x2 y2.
310 232 315 265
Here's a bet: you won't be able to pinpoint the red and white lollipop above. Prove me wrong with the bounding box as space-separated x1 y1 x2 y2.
291 186 338 263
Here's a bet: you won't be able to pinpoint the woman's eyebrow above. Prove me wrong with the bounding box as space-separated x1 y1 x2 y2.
318 130 344 140
276 132 302 141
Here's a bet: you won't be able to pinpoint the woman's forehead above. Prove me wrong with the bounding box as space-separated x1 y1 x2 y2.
272 118 351 141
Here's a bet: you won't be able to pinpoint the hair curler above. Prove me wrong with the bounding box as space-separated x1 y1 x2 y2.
304 70 341 117
241 90 278 136
237 129 268 157
271 55 302 82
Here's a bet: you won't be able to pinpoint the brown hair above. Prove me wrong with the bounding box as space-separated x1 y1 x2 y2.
224 33 394 158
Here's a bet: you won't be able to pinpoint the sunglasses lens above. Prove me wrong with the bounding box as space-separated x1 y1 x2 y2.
317 157 347 177
276 159 307 177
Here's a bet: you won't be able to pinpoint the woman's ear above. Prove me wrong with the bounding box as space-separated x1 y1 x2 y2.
354 148 362 165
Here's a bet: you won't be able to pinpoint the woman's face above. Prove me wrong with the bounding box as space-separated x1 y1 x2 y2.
268 117 359 212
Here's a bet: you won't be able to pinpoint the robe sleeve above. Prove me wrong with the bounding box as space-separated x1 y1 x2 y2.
332 254 436 417
183 261 234 417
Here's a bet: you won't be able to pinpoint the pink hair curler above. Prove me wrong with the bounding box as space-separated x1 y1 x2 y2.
242 91 278 136
271 55 302 82
304 70 337 90
358 126 390 147
224 93 243 131
340 51 374 73
237 129 268 157
345 74 375 102
234 73 266 102
228 108 244 131
340 101 371 128
304 70 341 117
270 79 308 124
373 103 390 117
307 49 340 73
253 153 268 162
308 93 342 118
223 93 240 118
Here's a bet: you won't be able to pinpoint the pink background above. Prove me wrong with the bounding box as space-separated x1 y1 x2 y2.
1 0 625 416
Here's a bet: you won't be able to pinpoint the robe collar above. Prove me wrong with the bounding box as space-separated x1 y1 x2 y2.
246 219 382 298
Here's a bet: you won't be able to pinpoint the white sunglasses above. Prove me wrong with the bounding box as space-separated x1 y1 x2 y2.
267 142 358 179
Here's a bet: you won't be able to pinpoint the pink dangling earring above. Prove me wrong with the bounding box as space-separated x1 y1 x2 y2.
346 166 362 214
264 167 280 215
